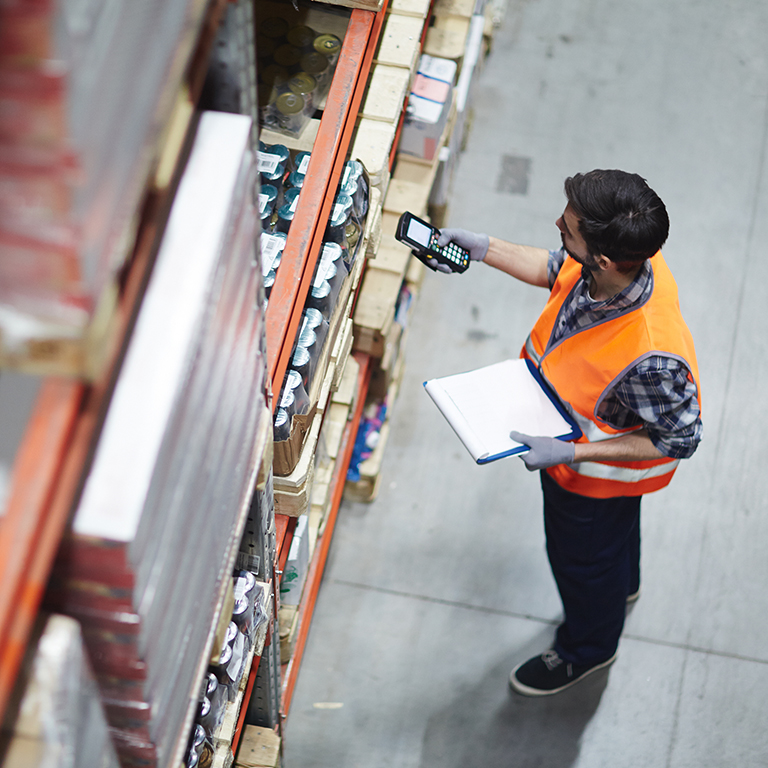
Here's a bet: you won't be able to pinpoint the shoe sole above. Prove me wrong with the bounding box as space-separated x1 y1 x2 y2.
508 653 617 697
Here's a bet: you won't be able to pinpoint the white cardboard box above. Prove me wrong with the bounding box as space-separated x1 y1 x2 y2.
399 55 458 161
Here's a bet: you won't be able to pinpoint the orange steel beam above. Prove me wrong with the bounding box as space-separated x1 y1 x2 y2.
281 352 371 714
0 381 84 715
0 182 170 721
266 4 388 404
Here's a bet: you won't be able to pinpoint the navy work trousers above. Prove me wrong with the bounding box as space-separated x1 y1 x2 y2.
541 470 641 666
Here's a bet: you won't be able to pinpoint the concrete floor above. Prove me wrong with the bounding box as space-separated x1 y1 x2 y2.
284 0 768 766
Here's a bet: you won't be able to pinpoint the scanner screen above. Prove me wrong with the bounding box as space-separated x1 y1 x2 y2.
407 218 432 247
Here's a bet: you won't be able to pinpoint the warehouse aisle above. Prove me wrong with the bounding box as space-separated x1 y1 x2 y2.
284 0 768 765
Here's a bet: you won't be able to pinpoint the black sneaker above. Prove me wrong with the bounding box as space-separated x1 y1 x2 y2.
509 649 617 697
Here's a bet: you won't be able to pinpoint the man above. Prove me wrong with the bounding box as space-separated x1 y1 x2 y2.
436 170 702 696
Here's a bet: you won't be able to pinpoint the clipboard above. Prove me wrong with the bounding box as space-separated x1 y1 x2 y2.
423 358 581 464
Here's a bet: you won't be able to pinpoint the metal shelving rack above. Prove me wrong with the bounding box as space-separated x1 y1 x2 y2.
0 0 388 762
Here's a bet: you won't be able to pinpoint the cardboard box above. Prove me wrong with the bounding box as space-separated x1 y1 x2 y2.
399 55 457 161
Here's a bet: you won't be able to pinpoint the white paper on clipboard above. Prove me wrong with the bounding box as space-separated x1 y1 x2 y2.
423 358 579 464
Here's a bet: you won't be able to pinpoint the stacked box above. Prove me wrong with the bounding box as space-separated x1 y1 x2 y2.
0 0 209 373
46 113 269 768
399 55 458 161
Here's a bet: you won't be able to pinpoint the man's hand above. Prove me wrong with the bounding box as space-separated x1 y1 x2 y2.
424 259 453 273
424 228 490 273
437 228 490 261
509 431 575 471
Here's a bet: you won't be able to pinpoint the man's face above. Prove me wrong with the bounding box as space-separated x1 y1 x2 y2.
556 204 600 270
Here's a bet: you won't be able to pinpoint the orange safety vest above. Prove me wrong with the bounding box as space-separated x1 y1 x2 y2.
522 252 701 499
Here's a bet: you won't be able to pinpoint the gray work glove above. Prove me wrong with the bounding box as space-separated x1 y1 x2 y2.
425 228 490 272
509 431 576 471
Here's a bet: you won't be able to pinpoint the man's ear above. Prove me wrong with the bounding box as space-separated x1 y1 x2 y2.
595 253 613 271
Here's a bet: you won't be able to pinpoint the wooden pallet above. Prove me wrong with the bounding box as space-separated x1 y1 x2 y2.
273 410 323 517
374 13 425 71
353 95 457 358
0 280 120 380
349 6 430 193
344 420 390 502
367 322 407 400
350 118 396 193
432 0 477 17
388 0 432 19
315 0 385 12
272 308 354 516
0 84 196 380
359 65 412 124
235 725 281 768
278 604 300 663
306 355 360 530
424 14 472 61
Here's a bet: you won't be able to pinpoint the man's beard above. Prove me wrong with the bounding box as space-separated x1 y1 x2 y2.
564 243 600 271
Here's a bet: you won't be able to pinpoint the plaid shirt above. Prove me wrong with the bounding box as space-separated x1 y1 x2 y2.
546 248 702 459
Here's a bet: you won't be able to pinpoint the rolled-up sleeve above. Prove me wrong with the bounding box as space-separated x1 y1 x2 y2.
547 247 567 289
601 356 702 459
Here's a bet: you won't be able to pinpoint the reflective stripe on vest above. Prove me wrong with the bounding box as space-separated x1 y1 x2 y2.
565 457 680 483
522 252 700 499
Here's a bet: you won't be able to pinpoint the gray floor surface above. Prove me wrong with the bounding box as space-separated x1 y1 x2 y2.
283 0 768 766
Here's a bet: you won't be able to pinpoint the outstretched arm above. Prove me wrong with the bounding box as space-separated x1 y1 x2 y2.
483 236 550 288
437 229 550 287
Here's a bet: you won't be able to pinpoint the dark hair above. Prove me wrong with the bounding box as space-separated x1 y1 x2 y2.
564 170 669 264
